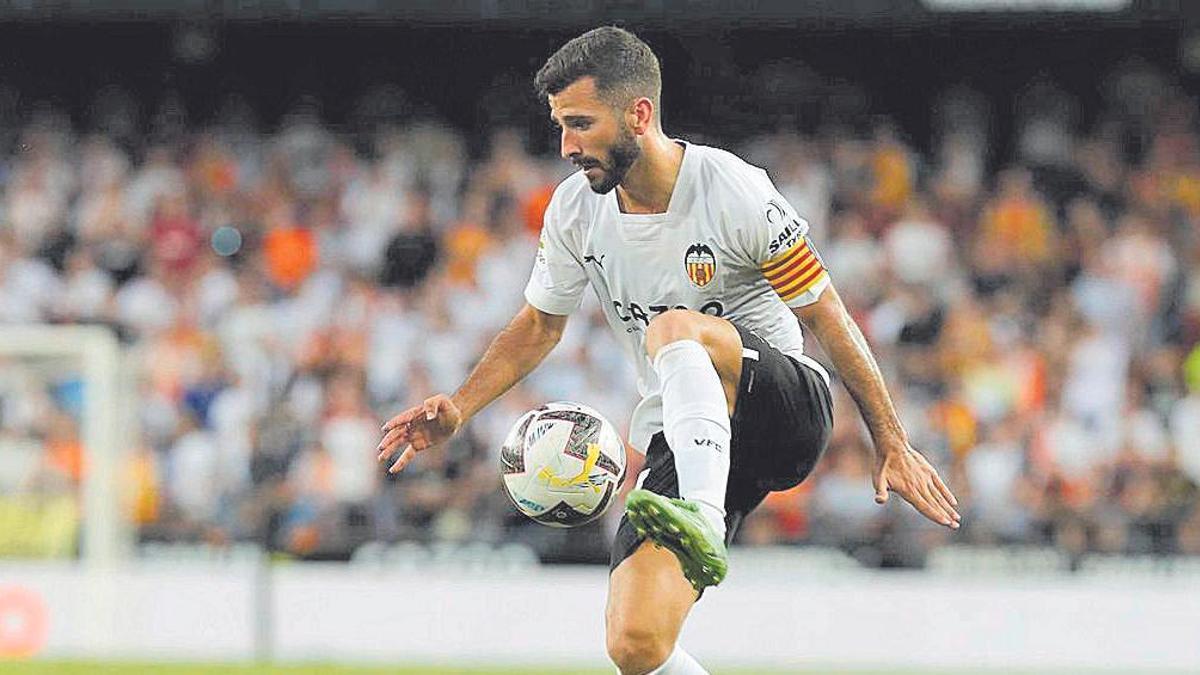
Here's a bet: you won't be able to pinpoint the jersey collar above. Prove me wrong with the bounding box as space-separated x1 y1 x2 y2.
608 139 695 227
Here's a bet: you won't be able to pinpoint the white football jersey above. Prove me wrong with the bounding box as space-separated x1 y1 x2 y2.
525 141 832 451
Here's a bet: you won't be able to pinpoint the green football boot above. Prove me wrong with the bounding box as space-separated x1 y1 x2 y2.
625 488 728 592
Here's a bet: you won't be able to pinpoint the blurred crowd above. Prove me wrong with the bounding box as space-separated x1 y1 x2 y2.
2 57 1200 567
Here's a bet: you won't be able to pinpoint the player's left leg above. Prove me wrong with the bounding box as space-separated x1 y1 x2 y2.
607 432 768 674
605 540 704 674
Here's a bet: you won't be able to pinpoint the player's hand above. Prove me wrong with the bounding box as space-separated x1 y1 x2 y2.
873 443 960 529
377 394 463 474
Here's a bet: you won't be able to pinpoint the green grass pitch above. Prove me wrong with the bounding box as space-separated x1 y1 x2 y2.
0 661 1187 674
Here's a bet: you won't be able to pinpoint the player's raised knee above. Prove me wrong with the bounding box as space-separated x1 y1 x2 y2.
606 624 673 675
645 308 705 356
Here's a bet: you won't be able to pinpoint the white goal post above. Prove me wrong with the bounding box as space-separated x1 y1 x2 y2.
0 324 130 567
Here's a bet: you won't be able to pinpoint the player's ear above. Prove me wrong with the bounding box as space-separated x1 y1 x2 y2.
629 97 654 135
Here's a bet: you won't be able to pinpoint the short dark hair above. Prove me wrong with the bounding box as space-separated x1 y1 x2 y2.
534 26 662 115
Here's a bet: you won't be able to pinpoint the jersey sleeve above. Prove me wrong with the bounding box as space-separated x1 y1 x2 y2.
524 190 588 315
737 169 831 308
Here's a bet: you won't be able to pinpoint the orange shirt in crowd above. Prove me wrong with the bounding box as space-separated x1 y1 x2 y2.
126 451 161 526
981 196 1055 266
870 145 913 215
932 398 978 460
264 225 318 290
761 482 812 540
45 437 85 484
522 184 555 237
444 222 494 287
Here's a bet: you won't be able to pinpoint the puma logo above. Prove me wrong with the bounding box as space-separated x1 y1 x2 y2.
583 253 606 269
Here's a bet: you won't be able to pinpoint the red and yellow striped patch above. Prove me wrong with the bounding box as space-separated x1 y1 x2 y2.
761 239 827 302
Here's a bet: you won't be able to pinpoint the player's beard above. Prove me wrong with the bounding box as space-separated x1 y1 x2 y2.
580 124 640 195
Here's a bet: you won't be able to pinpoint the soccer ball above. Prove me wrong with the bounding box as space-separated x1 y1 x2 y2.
500 401 627 528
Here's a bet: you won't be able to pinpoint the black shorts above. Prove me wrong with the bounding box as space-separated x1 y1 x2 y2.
610 323 834 573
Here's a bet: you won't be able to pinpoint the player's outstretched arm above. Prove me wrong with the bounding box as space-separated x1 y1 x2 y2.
377 303 568 473
793 285 961 529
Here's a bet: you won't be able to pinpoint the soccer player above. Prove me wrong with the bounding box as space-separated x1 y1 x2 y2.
377 26 960 675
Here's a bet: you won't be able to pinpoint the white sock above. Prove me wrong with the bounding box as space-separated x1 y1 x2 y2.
654 339 730 540
646 644 709 675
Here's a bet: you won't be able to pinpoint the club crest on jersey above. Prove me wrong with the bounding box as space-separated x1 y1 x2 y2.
684 243 717 288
